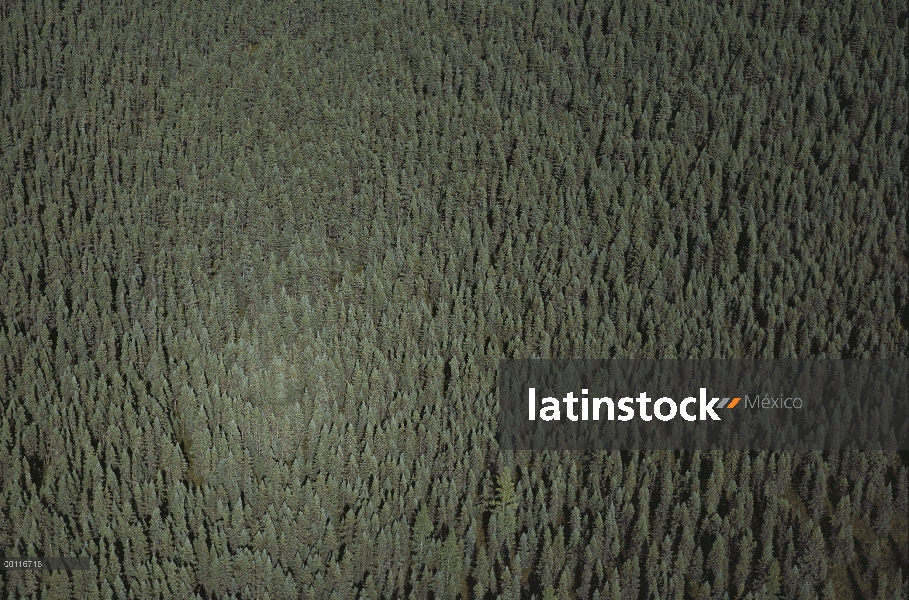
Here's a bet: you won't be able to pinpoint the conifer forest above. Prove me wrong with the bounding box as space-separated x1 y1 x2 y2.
1 0 907 597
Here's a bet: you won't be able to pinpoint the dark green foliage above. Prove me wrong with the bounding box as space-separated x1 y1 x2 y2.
1 0 907 597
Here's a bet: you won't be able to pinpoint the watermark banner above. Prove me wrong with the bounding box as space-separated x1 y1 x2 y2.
497 360 908 451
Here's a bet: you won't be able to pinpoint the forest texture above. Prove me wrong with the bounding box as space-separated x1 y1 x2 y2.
1 0 907 598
